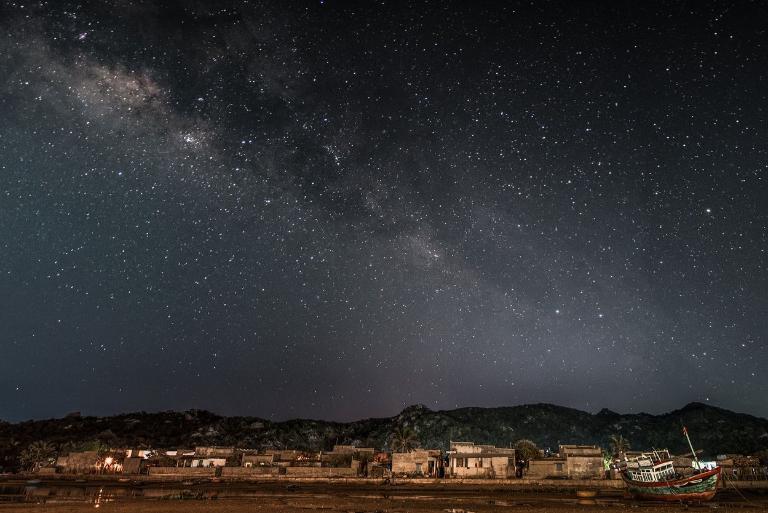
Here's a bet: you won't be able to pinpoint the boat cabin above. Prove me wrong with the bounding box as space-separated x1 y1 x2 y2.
623 450 676 482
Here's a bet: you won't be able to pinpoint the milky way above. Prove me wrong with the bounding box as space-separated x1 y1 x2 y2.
1 1 766 422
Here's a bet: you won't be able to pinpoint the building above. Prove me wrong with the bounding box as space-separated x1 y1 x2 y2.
125 449 152 459
185 446 234 467
558 445 605 479
526 445 605 479
242 453 276 467
322 445 375 464
160 449 196 467
526 457 567 479
717 454 767 480
190 457 227 468
447 442 515 479
194 446 235 458
56 451 100 474
391 449 443 477
122 457 145 474
329 445 375 455
264 449 309 464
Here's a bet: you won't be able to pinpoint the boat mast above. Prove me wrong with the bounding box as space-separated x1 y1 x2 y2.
682 426 701 470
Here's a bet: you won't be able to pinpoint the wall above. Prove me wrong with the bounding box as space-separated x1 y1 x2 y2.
123 457 143 475
450 455 514 479
267 450 305 461
221 467 281 478
450 443 483 454
148 467 215 476
242 454 275 466
525 457 604 479
332 445 374 454
526 459 566 479
285 467 357 477
487 456 514 478
559 445 602 457
190 458 227 468
194 446 235 458
566 455 604 479
391 451 440 476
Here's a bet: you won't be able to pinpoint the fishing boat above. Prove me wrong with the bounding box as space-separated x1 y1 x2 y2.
618 427 721 502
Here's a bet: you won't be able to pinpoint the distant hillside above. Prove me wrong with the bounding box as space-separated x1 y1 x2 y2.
2 402 767 470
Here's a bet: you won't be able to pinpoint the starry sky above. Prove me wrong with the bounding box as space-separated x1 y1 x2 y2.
1 1 766 423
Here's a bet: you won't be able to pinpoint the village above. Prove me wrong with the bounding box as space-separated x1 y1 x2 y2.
29 440 768 484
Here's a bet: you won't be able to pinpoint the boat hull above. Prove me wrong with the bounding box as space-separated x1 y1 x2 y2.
621 467 721 502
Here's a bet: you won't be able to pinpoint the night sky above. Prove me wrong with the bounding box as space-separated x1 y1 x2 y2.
1 1 766 423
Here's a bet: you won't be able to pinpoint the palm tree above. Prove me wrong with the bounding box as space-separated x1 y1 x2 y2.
19 441 56 472
609 434 630 458
389 426 419 453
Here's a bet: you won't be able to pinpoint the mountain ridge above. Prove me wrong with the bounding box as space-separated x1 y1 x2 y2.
1 402 766 465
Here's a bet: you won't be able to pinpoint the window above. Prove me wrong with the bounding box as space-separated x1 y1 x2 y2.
555 463 563 472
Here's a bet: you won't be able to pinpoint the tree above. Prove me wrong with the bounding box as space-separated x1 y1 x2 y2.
59 439 109 455
327 453 353 468
752 449 768 466
19 441 56 472
356 451 372 477
0 437 22 472
609 434 630 458
389 426 419 453
513 439 540 462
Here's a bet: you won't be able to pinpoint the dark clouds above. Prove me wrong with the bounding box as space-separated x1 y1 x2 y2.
0 1 766 422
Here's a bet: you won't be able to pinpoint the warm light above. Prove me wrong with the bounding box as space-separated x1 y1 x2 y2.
104 457 114 466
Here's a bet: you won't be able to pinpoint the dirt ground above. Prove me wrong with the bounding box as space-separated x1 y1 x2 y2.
0 486 764 513
1 480 764 513
0 500 752 513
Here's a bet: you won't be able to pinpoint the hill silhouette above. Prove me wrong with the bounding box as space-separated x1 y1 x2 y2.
2 402 767 471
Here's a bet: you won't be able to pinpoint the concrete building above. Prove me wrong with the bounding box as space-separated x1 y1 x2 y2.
190 457 227 468
185 446 234 468
526 458 567 479
122 457 144 474
125 449 152 458
242 453 276 467
264 449 308 463
717 454 767 480
330 445 375 455
194 446 235 458
558 445 605 479
526 445 604 479
391 449 443 477
447 442 515 479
